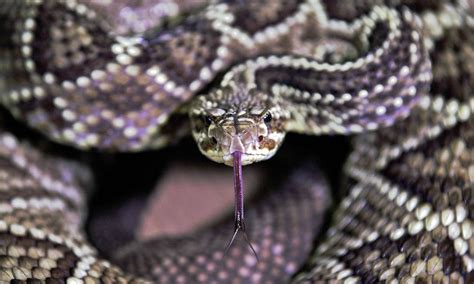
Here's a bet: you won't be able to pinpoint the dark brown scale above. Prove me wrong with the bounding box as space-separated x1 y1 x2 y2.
433 193 450 211
225 0 303 34
432 227 448 244
382 243 399 258
351 259 368 274
442 255 462 274
398 265 411 278
322 0 382 21
447 186 463 206
17 257 36 270
418 231 435 247
45 279 64 284
437 238 455 259
50 268 71 279
341 251 356 262
466 271 474 283
415 277 429 284
406 250 421 264
420 245 436 260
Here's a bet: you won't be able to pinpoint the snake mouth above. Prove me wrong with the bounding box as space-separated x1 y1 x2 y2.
222 152 269 166
201 152 269 166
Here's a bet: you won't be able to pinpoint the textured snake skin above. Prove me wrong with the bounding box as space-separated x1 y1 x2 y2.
0 0 329 151
0 127 330 283
295 1 474 282
0 0 473 283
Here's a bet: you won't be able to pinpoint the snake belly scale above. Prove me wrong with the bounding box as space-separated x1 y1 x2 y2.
0 0 473 283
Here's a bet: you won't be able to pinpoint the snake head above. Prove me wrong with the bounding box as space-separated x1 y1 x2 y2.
189 86 288 166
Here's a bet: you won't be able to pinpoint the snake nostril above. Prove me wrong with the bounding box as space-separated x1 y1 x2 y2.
258 136 264 142
211 137 218 144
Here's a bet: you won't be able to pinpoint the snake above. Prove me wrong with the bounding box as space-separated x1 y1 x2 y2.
0 0 473 283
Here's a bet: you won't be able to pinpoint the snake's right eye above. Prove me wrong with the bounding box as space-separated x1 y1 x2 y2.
203 115 213 126
193 115 212 132
263 112 272 124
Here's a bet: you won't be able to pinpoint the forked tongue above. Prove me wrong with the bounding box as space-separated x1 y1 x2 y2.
224 151 258 261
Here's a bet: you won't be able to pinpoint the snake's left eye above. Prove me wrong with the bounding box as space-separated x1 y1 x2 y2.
263 112 272 124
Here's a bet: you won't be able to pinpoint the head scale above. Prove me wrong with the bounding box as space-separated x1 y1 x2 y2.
189 82 289 166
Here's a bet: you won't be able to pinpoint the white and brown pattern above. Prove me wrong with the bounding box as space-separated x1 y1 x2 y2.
0 0 473 283
295 2 474 282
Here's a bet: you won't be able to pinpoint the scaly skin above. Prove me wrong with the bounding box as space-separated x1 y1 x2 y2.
295 1 474 282
0 126 330 283
0 0 473 283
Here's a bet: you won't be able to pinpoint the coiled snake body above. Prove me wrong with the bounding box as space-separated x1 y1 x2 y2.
0 0 473 283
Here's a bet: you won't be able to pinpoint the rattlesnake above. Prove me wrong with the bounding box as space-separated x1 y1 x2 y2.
0 0 472 283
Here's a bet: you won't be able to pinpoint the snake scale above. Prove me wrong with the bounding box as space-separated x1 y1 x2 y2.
0 0 473 283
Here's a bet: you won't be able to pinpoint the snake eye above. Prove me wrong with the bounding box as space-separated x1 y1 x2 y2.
263 112 272 124
203 115 213 126
192 114 212 132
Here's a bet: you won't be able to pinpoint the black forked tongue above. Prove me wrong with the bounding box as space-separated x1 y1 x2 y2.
224 151 259 261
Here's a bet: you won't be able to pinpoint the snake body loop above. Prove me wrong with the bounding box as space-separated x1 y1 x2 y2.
0 0 473 283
